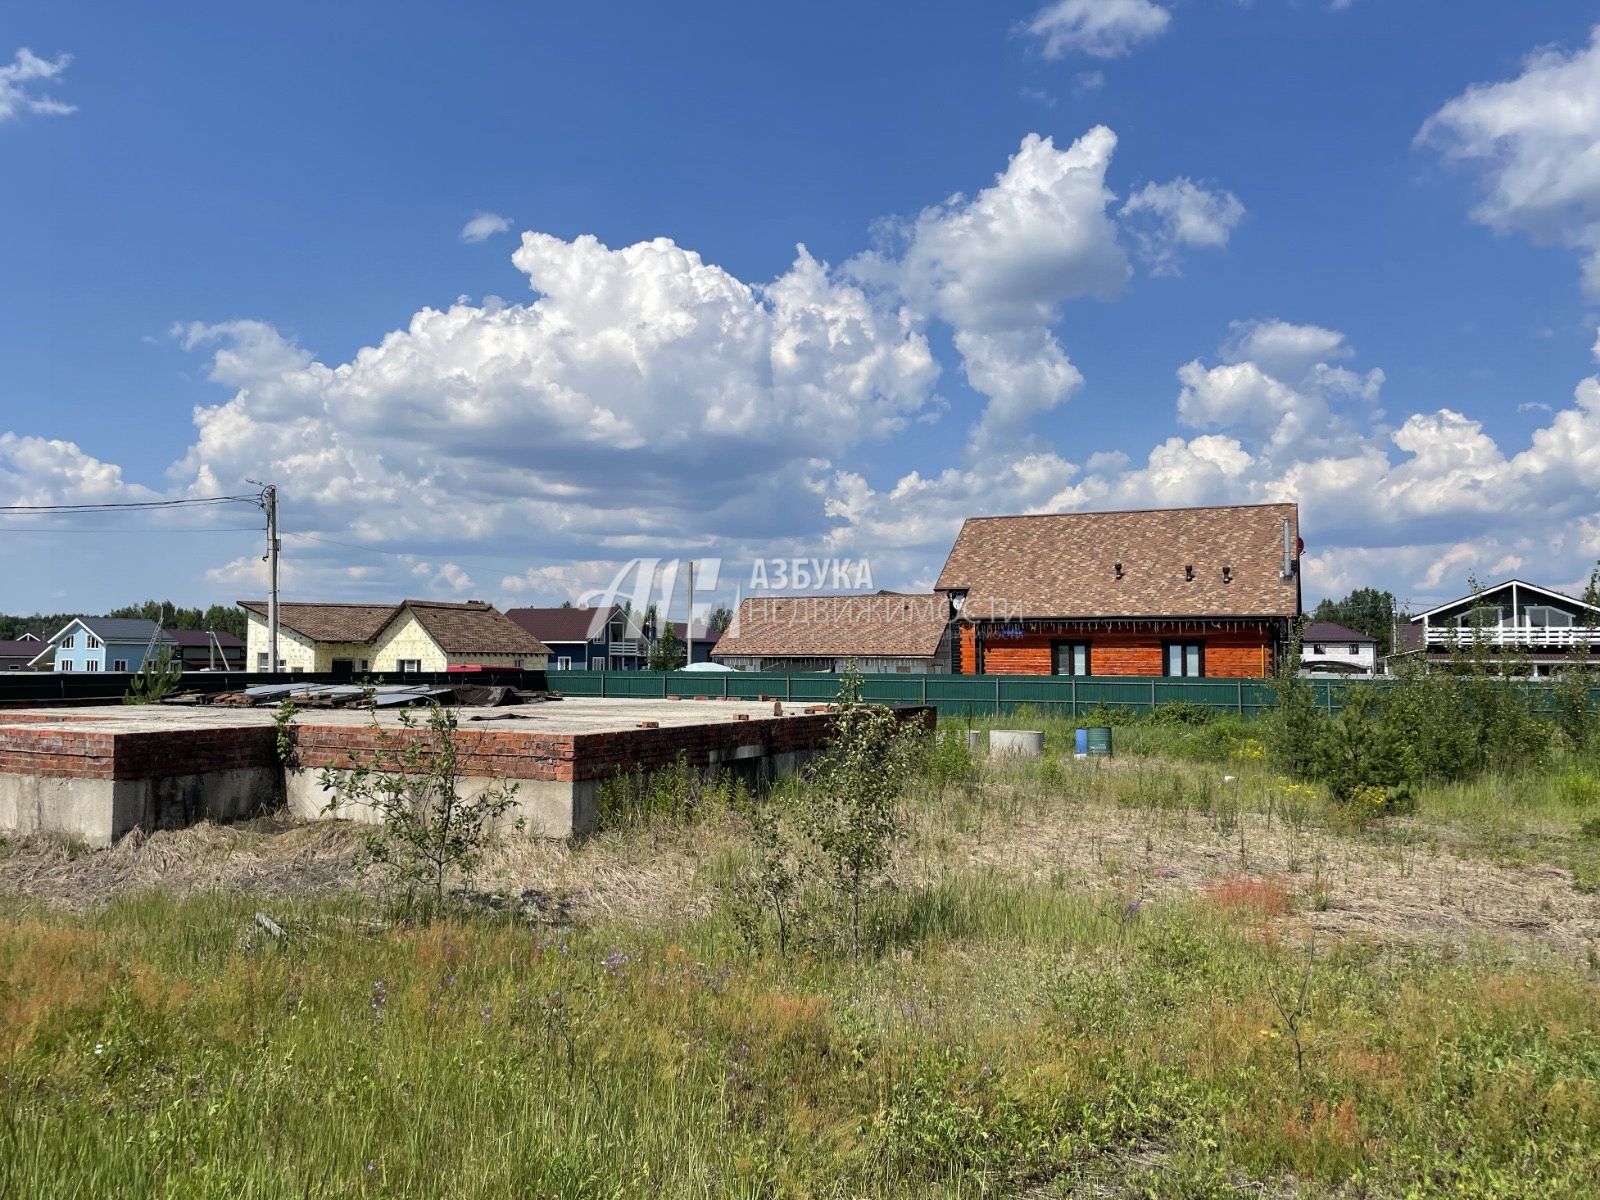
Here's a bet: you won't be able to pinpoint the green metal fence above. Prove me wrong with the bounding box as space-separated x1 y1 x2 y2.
550 671 1600 719
547 671 1405 718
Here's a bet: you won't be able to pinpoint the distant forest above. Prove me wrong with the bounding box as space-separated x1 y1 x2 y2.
0 601 247 642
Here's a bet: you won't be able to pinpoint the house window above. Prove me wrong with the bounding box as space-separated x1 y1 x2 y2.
591 656 608 671
56 659 68 672
113 659 128 671
359 659 369 671
85 660 100 672
1525 606 1574 629
1164 641 1204 678
257 652 269 671
1348 644 1360 655
397 659 422 673
1456 605 1504 629
61 634 75 650
1052 641 1091 676
86 634 102 650
1311 643 1325 655
557 657 572 670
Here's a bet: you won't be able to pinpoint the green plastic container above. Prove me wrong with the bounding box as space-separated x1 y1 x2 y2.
1078 726 1113 758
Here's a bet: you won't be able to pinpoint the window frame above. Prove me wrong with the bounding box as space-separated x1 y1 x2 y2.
1162 640 1205 678
112 659 129 672
61 633 75 650
1050 640 1092 677
396 658 423 673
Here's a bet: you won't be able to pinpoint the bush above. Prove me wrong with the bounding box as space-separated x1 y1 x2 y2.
1311 688 1411 812
1145 701 1216 727
597 752 748 830
320 701 520 917
1266 675 1322 778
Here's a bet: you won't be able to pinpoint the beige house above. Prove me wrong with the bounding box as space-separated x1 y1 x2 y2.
240 600 549 673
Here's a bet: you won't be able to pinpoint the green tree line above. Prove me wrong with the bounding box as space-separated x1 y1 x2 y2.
0 601 246 642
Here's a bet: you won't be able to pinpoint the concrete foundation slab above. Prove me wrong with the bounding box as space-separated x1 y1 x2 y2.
0 698 935 845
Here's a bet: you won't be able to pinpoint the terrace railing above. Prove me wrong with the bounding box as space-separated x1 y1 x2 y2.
1421 626 1600 648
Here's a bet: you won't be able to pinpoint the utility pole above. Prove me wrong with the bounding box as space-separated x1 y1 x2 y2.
686 560 694 669
264 484 281 673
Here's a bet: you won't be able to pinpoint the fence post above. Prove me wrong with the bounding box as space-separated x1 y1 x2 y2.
1236 678 1244 716
1071 675 1077 719
601 671 608 699
785 676 791 702
994 677 1001 717
722 674 729 699
1150 678 1157 715
921 676 928 706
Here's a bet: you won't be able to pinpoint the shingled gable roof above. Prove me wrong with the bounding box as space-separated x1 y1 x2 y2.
240 600 550 656
504 605 624 644
712 593 948 659
1302 621 1374 644
934 503 1300 620
401 601 550 656
239 601 400 644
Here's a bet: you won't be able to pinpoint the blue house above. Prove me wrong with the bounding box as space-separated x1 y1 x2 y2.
32 617 178 673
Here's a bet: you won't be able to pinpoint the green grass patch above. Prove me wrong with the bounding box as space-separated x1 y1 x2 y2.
3 879 1599 1198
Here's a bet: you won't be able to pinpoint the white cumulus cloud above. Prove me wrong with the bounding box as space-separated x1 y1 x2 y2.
1025 0 1171 60
1419 26 1600 295
1120 178 1245 276
0 49 73 122
459 212 513 243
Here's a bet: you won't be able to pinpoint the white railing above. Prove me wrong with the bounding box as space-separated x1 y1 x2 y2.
1423 626 1600 648
608 639 642 657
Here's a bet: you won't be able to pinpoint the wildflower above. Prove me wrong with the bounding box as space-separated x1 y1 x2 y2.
370 979 388 1022
93 1043 105 1056
602 948 631 975
1123 898 1143 920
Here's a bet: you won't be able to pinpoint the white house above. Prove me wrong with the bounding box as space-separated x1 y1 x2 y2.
1397 579 1600 676
1299 621 1378 675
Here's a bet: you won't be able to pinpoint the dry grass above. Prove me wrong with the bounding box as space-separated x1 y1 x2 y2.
903 762 1600 968
2 756 1598 971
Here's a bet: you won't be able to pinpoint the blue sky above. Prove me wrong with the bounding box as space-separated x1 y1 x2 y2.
4 0 1600 618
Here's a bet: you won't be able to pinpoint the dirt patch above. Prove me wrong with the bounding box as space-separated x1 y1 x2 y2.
905 785 1600 968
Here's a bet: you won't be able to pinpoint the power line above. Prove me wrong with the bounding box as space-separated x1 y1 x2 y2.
0 526 263 534
0 494 261 513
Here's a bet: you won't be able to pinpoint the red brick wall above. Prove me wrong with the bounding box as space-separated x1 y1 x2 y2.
0 707 937 786
0 725 276 780
292 707 935 784
976 628 1272 678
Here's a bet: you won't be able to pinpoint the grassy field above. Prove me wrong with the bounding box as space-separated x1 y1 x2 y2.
3 715 1600 1197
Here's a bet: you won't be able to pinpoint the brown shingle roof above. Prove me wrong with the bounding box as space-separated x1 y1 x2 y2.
1302 621 1373 644
239 601 400 643
712 593 948 659
401 601 550 656
505 605 622 644
934 503 1300 620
